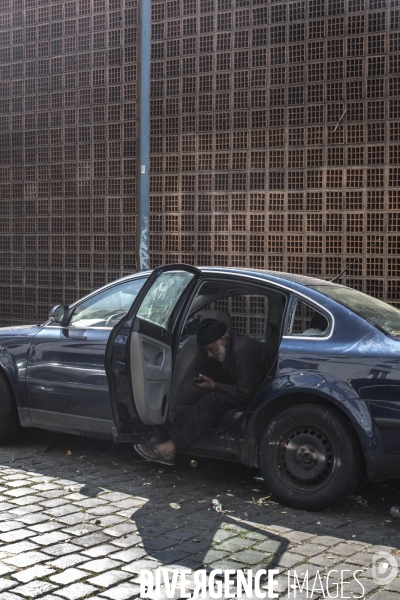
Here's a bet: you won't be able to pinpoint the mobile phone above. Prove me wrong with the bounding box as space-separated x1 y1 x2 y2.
193 376 204 383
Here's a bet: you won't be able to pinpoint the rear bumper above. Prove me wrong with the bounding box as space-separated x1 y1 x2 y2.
365 454 400 482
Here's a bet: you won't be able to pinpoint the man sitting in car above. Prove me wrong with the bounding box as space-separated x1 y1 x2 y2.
134 318 272 465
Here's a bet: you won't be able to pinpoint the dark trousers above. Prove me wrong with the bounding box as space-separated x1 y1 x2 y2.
168 391 242 450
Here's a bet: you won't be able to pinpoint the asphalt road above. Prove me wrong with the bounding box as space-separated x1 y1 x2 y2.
0 428 399 599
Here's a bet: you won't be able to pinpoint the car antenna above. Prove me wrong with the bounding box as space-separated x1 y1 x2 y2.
330 238 382 283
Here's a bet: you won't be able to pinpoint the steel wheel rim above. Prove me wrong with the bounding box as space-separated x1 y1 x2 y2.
274 422 336 493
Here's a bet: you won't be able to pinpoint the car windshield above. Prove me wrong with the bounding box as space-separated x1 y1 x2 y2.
310 285 400 338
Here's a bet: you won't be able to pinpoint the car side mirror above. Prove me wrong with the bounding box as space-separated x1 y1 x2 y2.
48 304 70 325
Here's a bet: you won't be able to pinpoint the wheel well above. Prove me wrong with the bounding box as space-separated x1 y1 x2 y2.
251 392 365 470
0 366 19 409
0 365 21 439
0 366 14 392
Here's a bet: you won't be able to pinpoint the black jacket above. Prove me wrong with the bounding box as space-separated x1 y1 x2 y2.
214 330 272 404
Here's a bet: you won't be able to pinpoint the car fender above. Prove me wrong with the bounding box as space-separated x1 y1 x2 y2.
243 371 379 459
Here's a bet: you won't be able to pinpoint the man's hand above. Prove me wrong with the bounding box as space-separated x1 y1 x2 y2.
194 374 215 390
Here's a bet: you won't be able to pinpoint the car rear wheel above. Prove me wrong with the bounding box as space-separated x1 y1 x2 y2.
0 373 20 442
259 404 362 510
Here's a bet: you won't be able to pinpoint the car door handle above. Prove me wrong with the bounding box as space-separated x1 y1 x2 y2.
159 349 166 373
68 330 87 340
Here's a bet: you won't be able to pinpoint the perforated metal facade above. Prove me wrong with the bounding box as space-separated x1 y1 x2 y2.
149 0 400 308
0 0 139 325
1 0 400 326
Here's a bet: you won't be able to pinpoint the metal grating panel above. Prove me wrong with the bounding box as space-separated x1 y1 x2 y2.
0 0 139 325
149 0 400 307
1 0 400 326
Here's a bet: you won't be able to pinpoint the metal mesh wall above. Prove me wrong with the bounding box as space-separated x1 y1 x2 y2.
0 0 139 325
1 0 400 327
149 0 400 307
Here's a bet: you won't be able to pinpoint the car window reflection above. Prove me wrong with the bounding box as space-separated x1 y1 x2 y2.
69 278 146 328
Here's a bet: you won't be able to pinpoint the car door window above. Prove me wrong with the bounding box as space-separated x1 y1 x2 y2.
137 270 195 329
69 278 146 328
287 298 330 337
194 294 269 339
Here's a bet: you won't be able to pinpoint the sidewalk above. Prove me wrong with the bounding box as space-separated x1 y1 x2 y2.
0 430 399 599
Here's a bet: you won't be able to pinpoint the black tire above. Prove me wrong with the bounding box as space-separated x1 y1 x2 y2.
0 373 20 442
259 404 363 510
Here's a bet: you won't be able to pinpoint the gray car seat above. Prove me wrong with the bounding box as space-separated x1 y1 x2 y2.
169 310 232 421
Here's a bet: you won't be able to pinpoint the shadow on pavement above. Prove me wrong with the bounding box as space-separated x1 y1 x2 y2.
1 428 400 578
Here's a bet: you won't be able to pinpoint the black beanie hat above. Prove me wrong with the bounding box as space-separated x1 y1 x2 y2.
197 318 228 346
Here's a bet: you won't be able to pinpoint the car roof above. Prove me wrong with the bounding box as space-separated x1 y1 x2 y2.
198 267 332 287
105 266 336 292
80 266 337 308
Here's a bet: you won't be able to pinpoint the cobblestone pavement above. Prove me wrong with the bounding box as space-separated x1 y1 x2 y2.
0 429 399 600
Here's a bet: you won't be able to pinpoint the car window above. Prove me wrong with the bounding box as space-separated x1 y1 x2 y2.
194 294 269 339
137 270 195 329
185 283 285 343
69 278 146 328
310 284 400 339
287 299 330 337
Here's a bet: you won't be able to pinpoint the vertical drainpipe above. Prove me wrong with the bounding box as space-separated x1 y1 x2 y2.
138 0 151 271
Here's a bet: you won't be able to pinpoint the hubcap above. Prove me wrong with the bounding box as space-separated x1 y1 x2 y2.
275 425 335 492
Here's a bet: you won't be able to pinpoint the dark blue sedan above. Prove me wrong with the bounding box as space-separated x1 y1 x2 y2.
1 264 400 510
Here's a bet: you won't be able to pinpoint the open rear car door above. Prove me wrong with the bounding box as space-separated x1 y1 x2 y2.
105 264 201 441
